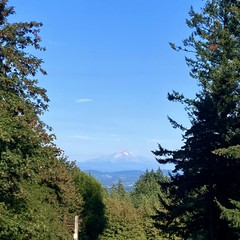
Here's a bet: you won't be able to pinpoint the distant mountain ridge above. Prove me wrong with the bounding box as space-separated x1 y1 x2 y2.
84 170 144 191
83 169 171 191
77 150 160 172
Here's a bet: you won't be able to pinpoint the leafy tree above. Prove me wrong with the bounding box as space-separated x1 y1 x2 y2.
0 1 83 238
153 1 240 239
0 0 48 205
73 168 106 240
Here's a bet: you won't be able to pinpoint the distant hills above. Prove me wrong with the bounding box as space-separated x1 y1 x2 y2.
77 150 160 172
84 170 144 191
84 169 171 191
76 150 170 190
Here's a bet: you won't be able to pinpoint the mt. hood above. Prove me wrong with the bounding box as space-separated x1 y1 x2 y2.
77 150 159 172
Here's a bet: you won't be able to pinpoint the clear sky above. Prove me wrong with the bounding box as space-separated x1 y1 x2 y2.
10 0 203 168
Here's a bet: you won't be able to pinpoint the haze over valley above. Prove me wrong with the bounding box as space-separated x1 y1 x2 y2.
77 150 160 172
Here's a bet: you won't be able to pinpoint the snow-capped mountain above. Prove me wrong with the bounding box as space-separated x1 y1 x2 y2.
77 150 159 172
113 150 136 159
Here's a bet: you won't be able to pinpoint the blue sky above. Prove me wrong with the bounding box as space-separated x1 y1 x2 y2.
11 0 203 168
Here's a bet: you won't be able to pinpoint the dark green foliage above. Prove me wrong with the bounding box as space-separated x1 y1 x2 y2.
73 168 106 240
0 1 83 239
214 145 240 233
153 1 240 239
217 199 240 230
0 180 68 240
0 0 49 207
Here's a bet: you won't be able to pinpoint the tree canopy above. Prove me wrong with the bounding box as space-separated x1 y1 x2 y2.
73 168 107 240
153 1 240 239
2 0 240 239
0 1 83 239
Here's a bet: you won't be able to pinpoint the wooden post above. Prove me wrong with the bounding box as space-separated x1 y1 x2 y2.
73 215 79 240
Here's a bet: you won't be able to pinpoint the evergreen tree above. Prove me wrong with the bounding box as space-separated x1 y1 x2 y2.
131 169 170 240
109 179 129 200
131 169 168 207
214 145 240 232
153 1 240 239
100 183 146 240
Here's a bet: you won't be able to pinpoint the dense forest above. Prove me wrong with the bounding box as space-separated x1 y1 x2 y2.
0 0 239 239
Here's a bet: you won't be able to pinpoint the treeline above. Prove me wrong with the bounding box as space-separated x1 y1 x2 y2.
0 0 240 239
99 169 170 240
75 168 172 240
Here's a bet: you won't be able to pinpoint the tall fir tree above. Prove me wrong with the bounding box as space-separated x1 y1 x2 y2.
153 1 240 239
